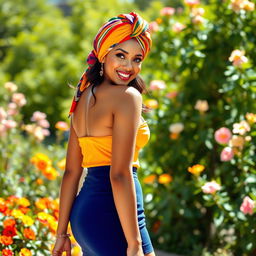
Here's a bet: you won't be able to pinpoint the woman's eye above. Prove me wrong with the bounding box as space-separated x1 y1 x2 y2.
116 53 125 59
134 58 142 63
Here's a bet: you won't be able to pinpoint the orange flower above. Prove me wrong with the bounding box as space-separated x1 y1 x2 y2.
158 174 173 184
188 164 205 175
169 133 179 140
35 198 52 210
3 218 16 228
55 121 69 131
36 178 43 185
152 220 161 233
156 18 163 24
42 166 59 180
31 153 52 171
18 206 30 214
143 174 156 184
0 199 8 215
36 159 49 171
23 228 36 240
19 248 32 256
0 235 13 245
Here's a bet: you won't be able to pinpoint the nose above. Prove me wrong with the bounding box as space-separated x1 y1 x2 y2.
123 59 133 71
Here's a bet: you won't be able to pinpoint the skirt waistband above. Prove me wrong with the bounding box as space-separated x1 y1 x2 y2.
87 165 137 172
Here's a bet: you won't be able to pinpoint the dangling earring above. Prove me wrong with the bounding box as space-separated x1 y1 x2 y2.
99 63 104 76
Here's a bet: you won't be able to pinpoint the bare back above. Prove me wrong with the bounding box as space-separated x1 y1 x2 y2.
71 84 144 138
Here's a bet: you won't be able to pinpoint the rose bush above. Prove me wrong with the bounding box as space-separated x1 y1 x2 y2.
139 0 256 255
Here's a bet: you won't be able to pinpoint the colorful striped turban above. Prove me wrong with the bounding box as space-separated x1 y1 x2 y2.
68 12 152 118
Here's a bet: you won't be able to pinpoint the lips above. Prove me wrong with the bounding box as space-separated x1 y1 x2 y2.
116 71 132 81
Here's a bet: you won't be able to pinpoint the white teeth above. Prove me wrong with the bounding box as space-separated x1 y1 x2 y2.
117 71 130 78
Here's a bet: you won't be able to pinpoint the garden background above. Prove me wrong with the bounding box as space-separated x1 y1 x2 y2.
0 0 256 255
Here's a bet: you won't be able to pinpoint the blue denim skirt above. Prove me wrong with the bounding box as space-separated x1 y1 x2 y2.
69 165 154 255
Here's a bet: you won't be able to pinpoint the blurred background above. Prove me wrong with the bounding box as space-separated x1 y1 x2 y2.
0 0 256 255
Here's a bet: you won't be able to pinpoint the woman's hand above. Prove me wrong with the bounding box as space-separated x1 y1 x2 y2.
127 244 144 256
52 237 71 256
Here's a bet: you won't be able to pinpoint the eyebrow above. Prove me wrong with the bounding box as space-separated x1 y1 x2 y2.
114 48 143 57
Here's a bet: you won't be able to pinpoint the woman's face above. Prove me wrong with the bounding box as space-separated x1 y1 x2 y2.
102 39 144 86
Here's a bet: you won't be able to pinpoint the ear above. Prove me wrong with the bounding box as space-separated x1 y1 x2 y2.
101 56 106 64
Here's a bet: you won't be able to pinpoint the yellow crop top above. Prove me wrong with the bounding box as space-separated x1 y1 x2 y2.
78 120 150 169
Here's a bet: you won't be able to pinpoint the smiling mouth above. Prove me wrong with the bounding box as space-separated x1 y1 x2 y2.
116 71 132 81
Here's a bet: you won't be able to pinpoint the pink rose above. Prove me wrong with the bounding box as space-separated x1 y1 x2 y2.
202 181 221 194
38 119 50 128
184 0 200 7
0 124 7 137
214 127 232 144
149 21 159 33
4 82 18 92
160 7 175 16
2 119 17 129
7 102 18 116
220 147 234 161
11 93 27 107
149 80 166 91
192 15 204 25
166 91 178 99
31 111 47 122
172 22 186 32
240 196 255 215
0 107 7 122
42 129 50 136
228 50 248 67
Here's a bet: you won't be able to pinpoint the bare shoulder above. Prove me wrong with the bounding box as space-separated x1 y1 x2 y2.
111 86 142 109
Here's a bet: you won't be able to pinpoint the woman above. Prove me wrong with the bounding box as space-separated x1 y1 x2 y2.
52 12 155 256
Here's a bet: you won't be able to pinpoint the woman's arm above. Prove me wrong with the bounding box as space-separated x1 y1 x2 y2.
56 119 83 235
110 87 143 247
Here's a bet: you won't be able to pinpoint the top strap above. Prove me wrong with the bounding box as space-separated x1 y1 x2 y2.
85 86 95 136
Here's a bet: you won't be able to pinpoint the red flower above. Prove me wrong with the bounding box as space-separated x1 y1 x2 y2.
2 226 17 237
2 249 14 256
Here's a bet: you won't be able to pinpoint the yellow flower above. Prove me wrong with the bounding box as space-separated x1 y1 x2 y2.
143 174 156 184
144 99 158 109
57 158 66 171
18 197 30 207
19 248 32 256
158 174 173 184
11 209 24 219
245 112 256 124
21 215 34 226
188 164 205 175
